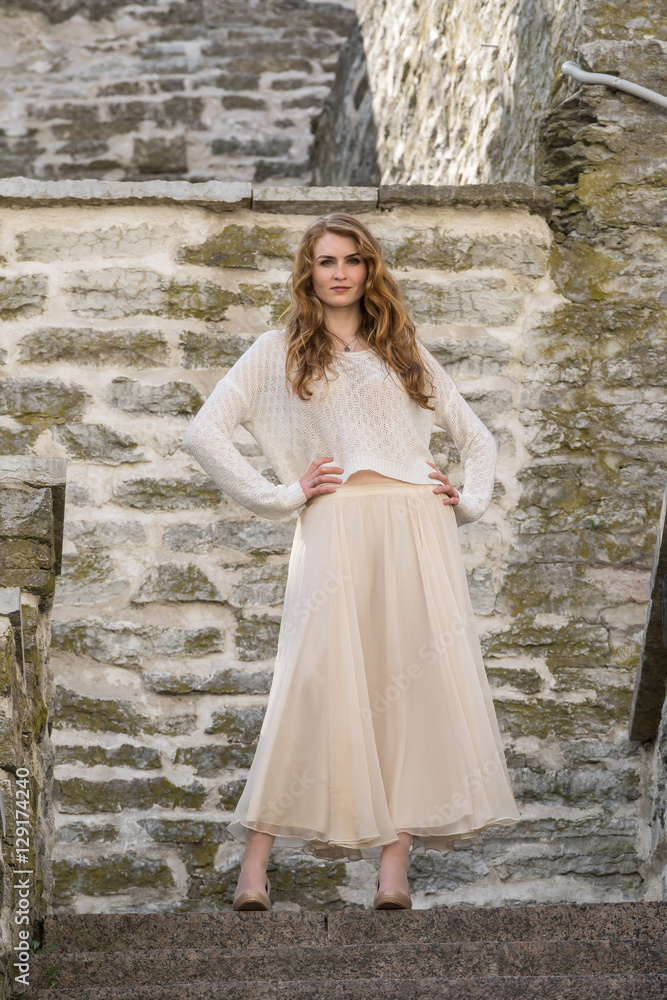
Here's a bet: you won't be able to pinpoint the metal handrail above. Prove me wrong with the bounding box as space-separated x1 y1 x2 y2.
562 60 667 111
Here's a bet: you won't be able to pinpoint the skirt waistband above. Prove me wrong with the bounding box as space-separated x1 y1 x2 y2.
305 482 438 504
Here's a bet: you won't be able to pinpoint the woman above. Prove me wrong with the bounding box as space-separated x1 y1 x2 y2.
185 213 521 912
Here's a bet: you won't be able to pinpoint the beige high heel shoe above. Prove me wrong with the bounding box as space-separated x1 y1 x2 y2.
373 872 412 910
233 873 271 911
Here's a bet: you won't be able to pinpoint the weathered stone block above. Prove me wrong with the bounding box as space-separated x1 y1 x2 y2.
0 714 17 772
63 268 238 321
115 475 221 511
52 423 144 464
408 847 489 892
205 705 266 743
0 485 53 540
0 539 54 593
56 776 207 813
54 686 195 736
107 377 203 416
51 619 223 666
508 764 640 806
486 666 542 694
384 230 550 277
228 563 288 607
399 276 524 326
19 327 170 367
56 552 126 605
163 519 295 555
143 667 272 696
180 332 255 370
496 697 618 739
138 818 233 844
481 615 611 670
217 778 247 811
133 135 188 174
64 519 146 550
16 224 185 261
55 744 162 769
133 563 222 604
55 823 118 843
178 225 295 269
173 744 257 774
52 855 175 897
0 273 48 319
424 336 512 378
0 377 89 425
0 424 40 455
235 614 281 660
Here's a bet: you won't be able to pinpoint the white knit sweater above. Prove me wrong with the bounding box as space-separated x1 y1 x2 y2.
185 328 497 525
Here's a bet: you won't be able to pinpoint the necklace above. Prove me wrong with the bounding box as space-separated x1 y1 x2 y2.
336 330 363 352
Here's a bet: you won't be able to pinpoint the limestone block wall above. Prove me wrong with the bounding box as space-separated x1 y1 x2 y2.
316 0 584 187
0 178 660 912
0 457 65 997
0 0 355 185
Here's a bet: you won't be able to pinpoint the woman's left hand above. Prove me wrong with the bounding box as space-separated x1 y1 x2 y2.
426 461 460 505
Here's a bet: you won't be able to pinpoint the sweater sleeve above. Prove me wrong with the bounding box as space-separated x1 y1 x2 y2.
184 334 308 521
417 341 497 526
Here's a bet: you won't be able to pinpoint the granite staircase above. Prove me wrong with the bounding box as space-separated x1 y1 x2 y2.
22 901 667 999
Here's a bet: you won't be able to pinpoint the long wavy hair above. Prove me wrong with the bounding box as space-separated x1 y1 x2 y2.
282 213 436 410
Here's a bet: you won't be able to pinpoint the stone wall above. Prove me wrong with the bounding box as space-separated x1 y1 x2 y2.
535 6 667 902
316 0 584 187
0 0 355 185
0 177 660 911
0 457 65 996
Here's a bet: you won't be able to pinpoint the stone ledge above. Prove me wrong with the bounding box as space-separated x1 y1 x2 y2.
379 183 555 220
0 178 252 212
0 179 555 218
252 185 378 214
0 456 67 576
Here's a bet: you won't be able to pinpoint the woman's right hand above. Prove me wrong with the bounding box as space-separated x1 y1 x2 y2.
299 456 344 500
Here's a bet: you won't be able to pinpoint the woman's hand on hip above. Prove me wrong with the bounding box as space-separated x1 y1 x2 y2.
300 456 344 500
426 461 460 506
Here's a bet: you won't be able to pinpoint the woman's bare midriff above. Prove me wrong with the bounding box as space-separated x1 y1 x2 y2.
341 469 411 486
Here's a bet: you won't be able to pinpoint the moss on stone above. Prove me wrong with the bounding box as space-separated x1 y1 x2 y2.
496 697 618 739
180 331 255 370
115 475 222 511
56 776 207 813
55 744 162 769
235 614 281 660
55 822 119 843
133 563 221 604
173 744 257 774
205 704 266 743
178 225 294 269
19 327 169 367
486 666 543 694
52 855 175 900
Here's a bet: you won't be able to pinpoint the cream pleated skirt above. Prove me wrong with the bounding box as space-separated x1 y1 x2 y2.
227 481 521 862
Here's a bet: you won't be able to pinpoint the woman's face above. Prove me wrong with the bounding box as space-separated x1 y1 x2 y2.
310 232 368 310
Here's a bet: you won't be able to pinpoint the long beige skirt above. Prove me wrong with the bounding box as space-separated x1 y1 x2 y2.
227 481 522 862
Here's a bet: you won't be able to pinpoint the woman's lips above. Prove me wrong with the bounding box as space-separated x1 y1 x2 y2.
331 286 351 291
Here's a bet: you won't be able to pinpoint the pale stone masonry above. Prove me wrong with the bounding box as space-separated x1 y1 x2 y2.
0 457 65 996
0 179 661 911
0 0 355 185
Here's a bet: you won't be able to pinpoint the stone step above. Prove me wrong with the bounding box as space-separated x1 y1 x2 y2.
21 972 667 1000
31 901 667 953
26 937 667 990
